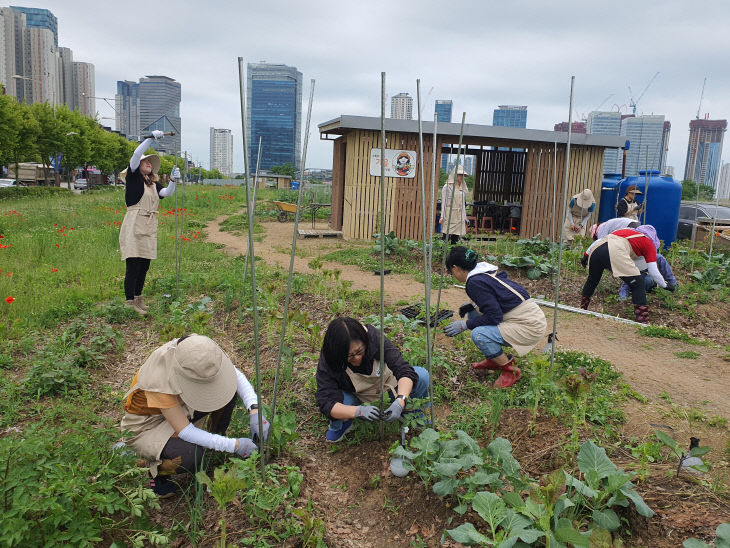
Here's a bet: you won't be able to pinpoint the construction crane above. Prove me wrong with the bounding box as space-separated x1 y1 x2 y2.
628 72 660 115
695 77 706 119
576 94 615 122
594 93 614 112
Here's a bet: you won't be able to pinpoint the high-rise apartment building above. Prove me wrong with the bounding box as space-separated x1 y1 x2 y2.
9 6 56 45
73 61 94 117
554 121 586 133
57 46 73 105
717 162 730 200
116 75 181 153
0 7 24 97
22 26 58 104
435 100 452 170
493 105 527 128
586 111 622 173
246 62 302 171
684 118 726 187
210 127 233 177
391 92 413 120
620 114 665 177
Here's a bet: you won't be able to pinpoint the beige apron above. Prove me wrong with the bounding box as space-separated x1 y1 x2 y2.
588 233 642 278
121 340 194 477
486 273 547 356
562 199 591 242
441 183 467 236
119 182 159 260
345 359 397 403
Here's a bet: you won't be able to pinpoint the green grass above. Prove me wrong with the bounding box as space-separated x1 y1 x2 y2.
674 350 701 359
637 325 708 346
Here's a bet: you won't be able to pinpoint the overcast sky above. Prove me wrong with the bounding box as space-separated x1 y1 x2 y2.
17 0 730 175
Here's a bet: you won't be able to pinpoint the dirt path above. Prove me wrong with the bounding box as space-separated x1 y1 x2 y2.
206 214 730 420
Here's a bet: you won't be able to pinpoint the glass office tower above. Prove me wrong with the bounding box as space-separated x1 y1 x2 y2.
246 62 302 172
435 100 452 170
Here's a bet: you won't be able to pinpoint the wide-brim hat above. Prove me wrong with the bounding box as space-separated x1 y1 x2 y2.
575 188 595 208
626 185 642 195
454 165 467 175
119 153 161 183
173 335 237 412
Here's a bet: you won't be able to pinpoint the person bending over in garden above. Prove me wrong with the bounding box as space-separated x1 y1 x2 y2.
121 334 269 497
443 246 546 389
562 188 595 244
315 316 430 443
119 130 179 315
589 217 639 241
618 253 678 300
580 224 666 323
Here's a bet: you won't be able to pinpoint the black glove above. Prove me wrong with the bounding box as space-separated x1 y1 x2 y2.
665 283 677 292
580 255 588 268
458 303 475 318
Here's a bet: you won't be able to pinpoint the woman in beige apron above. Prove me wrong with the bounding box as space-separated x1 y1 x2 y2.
562 188 596 243
315 317 430 442
444 247 546 389
119 130 178 315
121 334 269 497
616 185 643 221
580 226 666 323
440 165 469 245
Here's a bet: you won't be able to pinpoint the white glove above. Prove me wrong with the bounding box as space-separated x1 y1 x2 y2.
151 130 164 140
170 166 181 180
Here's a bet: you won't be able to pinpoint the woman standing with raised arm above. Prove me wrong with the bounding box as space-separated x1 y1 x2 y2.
119 130 179 315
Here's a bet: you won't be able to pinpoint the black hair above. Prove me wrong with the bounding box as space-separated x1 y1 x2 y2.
321 317 368 372
445 246 479 273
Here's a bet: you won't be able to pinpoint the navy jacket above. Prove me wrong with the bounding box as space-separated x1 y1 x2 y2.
124 165 164 207
465 271 529 329
315 325 417 419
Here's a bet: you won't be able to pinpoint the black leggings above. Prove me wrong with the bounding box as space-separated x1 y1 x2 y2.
124 257 151 300
582 242 646 305
442 233 461 245
159 395 237 475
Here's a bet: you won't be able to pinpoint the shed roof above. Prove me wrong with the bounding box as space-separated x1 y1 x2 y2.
319 115 626 149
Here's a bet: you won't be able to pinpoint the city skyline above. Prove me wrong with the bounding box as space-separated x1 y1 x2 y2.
2 0 729 176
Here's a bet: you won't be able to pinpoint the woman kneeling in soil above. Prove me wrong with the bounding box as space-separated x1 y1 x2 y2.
443 246 546 388
121 334 269 497
315 317 430 443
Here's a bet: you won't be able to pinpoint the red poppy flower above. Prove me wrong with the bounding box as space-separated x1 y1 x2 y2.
70 227 75 230
51 268 58 272
5 296 14 303
54 224 58 227
0 235 4 238
5 272 12 277
55 243 60 248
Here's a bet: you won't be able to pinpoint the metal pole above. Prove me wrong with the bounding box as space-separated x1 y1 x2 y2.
266 80 315 459
379 72 387 441
173 150 181 294
531 150 542 238
243 136 263 283
550 76 576 369
416 80 435 428
642 145 650 225
181 152 186 241
237 57 265 479
435 112 466 321
550 141 558 243
691 135 703 250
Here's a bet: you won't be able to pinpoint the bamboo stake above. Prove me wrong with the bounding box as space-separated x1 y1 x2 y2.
266 80 315 459
550 141 558 243
709 161 723 256
416 80 434 428
379 72 386 441
243 137 263 283
549 76 575 369
237 57 265 479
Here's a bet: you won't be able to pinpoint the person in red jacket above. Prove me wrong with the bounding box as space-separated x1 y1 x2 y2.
580 225 666 323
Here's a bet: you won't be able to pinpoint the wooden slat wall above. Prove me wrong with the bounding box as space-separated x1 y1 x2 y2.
521 144 605 240
473 150 526 204
330 136 346 230
392 133 436 241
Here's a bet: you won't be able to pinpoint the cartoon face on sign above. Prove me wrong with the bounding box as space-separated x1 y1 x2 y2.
395 152 412 176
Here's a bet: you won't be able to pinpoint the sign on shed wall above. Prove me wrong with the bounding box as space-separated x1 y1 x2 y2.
369 149 417 178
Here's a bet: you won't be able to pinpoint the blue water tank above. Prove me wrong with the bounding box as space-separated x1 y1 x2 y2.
598 173 623 224
290 180 300 190
618 170 682 247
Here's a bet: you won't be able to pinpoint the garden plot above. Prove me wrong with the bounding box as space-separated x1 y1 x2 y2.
1 188 729 547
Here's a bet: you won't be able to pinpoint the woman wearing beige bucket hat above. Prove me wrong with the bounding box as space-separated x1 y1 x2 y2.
562 188 596 243
440 165 469 245
121 334 269 497
119 130 179 315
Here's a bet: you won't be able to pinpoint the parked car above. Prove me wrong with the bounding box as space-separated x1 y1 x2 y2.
0 178 23 188
677 203 730 240
74 178 88 190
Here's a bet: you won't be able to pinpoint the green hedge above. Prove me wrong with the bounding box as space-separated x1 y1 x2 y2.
0 186 71 201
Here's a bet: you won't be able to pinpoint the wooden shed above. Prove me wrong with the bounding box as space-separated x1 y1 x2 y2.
318 116 626 241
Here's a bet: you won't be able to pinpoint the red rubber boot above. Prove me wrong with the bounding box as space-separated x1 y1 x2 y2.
580 295 591 310
634 304 649 324
493 359 522 389
472 357 502 370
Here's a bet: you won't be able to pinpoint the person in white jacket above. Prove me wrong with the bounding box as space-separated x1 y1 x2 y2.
440 165 469 245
